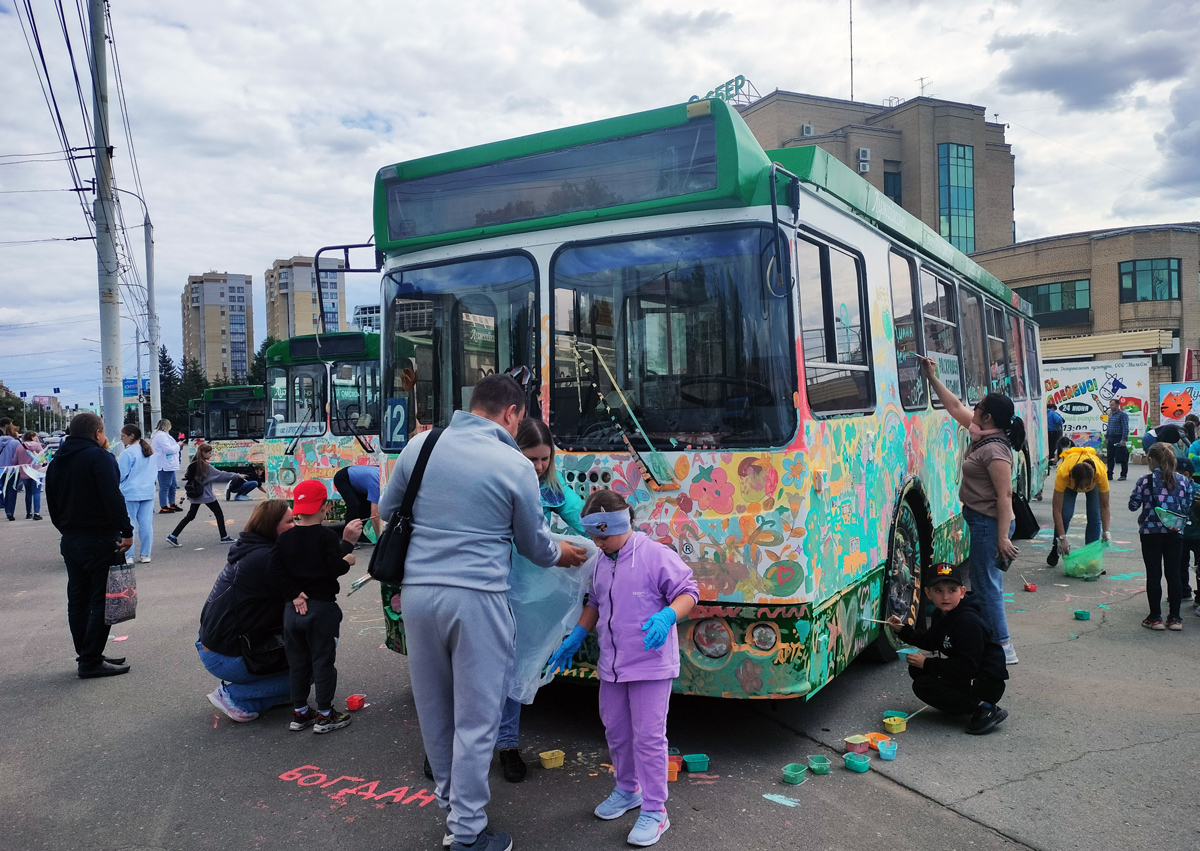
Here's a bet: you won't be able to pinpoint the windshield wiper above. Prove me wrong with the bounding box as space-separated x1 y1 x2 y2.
284 406 315 457
571 340 677 492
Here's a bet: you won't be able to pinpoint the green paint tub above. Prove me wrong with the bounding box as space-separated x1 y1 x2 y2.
807 755 831 775
682 754 709 772
843 752 870 773
782 763 807 785
1074 609 1091 621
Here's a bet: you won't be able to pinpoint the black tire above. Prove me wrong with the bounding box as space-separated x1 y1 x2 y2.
862 497 924 662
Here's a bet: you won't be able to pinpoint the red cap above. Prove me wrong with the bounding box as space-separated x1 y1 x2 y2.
292 479 328 515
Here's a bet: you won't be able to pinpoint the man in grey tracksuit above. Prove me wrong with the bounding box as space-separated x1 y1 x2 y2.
380 375 586 851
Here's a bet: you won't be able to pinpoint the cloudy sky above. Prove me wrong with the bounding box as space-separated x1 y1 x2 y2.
2 0 1198 409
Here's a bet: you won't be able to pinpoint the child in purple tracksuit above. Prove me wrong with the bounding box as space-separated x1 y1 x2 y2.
548 489 698 848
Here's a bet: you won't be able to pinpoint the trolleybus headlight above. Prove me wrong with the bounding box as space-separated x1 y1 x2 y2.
693 619 732 659
748 623 778 651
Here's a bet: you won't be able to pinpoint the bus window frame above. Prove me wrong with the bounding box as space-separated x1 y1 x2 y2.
956 284 989 405
916 264 965 412
329 359 382 437
266 364 329 438
381 249 541 448
547 222 800 451
1023 319 1041 398
887 248 927 411
795 228 875 418
984 299 1011 396
1006 313 1028 401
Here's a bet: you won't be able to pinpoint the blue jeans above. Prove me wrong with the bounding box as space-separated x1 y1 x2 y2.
497 697 521 749
22 479 41 514
125 498 155 558
228 479 259 498
963 505 1015 645
1060 487 1102 544
2 477 18 519
157 470 177 508
196 639 291 714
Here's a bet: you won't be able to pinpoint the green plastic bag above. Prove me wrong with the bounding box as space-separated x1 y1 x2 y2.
1063 540 1105 580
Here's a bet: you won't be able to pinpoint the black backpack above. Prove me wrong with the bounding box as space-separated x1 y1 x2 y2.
184 463 203 500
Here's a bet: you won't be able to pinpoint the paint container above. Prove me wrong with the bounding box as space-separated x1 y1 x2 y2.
667 747 680 756
883 716 907 734
864 732 891 751
1023 582 1037 592
883 709 907 721
896 647 919 656
345 694 365 711
668 755 684 771
782 763 808 785
806 755 831 775
682 754 710 772
877 740 898 761
667 763 679 782
539 750 565 769
843 752 870 773
1074 609 1091 621
843 735 869 754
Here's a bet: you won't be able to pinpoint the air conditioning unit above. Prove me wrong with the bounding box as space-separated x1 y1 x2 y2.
857 147 871 161
858 162 870 173
801 124 815 137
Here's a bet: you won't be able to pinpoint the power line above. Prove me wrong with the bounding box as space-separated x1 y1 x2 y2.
0 236 96 246
0 313 100 331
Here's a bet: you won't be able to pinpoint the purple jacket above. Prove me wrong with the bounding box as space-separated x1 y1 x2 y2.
586 532 699 683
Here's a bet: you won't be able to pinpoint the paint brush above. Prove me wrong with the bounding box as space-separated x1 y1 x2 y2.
346 574 373 595
904 705 929 721
861 617 894 625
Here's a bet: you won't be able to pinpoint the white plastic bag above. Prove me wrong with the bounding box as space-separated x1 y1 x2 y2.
506 535 597 705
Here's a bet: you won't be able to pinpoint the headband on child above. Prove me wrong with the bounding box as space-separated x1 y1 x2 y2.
581 510 631 537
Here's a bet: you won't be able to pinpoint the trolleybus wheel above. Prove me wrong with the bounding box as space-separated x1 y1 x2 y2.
862 497 924 662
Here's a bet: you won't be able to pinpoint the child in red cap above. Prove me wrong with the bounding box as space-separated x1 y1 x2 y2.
269 479 363 733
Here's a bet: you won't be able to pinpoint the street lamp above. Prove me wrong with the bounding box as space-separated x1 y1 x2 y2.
112 186 160 428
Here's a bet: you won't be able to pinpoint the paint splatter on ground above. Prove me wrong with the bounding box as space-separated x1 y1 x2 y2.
763 794 800 807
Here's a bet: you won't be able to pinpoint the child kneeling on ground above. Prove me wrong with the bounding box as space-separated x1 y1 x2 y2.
886 562 1010 735
548 489 698 847
270 479 362 734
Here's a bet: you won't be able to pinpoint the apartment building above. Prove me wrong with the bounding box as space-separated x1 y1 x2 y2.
181 271 254 384
264 256 347 339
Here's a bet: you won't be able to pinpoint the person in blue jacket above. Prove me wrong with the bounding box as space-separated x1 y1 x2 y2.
1046 403 1065 463
494 417 587 783
117 425 159 564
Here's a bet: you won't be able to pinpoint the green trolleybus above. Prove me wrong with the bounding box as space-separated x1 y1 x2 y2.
372 99 1045 699
262 332 384 515
187 385 267 479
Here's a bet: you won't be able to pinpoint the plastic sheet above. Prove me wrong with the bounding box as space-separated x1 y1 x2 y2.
507 535 597 704
1062 539 1105 579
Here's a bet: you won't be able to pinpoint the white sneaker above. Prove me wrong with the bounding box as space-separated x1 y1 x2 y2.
207 687 258 722
138 556 151 564
1001 642 1018 665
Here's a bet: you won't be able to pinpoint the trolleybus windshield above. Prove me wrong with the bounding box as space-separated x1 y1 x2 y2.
266 364 327 438
205 395 265 440
331 359 382 435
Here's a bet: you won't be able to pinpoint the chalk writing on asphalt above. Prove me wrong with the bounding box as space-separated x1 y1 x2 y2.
278 765 436 808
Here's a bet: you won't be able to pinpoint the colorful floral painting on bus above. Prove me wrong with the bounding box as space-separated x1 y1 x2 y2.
264 434 381 503
203 439 266 474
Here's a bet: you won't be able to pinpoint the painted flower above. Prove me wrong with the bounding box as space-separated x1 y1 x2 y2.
781 455 806 487
735 659 764 694
689 467 735 514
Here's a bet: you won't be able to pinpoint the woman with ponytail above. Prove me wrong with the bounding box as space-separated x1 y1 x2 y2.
118 424 158 564
919 356 1023 666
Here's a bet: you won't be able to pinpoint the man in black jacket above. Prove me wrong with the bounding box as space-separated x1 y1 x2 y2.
886 562 1010 735
46 412 133 678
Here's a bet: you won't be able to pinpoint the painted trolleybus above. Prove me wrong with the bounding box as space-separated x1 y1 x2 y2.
372 99 1045 699
263 331 384 515
187 385 267 479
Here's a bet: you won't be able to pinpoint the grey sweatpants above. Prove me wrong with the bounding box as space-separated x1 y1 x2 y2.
402 584 514 843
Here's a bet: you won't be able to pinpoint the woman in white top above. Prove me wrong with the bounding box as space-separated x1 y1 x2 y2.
151 418 182 513
119 425 159 563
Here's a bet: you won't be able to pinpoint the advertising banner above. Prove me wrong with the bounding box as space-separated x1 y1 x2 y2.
1042 358 1150 449
1158 381 1200 424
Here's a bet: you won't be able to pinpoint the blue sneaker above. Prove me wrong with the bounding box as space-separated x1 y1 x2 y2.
448 829 512 851
166 534 181 548
627 811 669 846
594 787 642 820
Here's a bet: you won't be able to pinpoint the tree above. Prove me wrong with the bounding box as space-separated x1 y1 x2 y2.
158 346 185 429
246 335 279 387
178 358 210 421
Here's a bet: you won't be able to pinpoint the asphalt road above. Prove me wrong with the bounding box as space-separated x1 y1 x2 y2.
2 481 1197 851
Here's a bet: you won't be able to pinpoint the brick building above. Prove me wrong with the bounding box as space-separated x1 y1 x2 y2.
973 223 1200 423
739 91 1015 253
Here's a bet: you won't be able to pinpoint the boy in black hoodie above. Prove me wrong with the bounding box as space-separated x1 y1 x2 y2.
886 562 1010 735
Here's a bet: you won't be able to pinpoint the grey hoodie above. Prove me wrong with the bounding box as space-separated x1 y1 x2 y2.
379 410 559 593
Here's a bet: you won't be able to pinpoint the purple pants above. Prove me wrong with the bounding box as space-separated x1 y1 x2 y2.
598 678 673 812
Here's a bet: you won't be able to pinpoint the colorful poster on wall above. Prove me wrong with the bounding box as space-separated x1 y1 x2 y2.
1042 358 1150 449
1158 381 1200 424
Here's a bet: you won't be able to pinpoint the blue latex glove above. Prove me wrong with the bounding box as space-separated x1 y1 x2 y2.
641 606 677 650
547 624 588 673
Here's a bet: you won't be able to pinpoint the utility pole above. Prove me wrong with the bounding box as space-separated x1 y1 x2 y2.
91 0 122 446
848 0 854 102
145 211 161 428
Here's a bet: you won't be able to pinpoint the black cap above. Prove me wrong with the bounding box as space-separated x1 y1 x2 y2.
926 562 965 586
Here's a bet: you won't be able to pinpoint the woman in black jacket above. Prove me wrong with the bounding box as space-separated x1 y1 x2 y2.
197 499 295 722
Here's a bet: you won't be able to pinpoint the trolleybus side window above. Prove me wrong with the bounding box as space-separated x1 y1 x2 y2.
920 269 962 405
330 360 382 435
265 364 327 437
957 287 989 403
550 226 797 449
381 253 537 448
1007 314 1027 400
888 250 926 410
1024 320 1041 395
985 301 1010 395
798 236 873 414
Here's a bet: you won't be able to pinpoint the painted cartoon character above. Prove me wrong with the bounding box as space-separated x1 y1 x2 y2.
1162 389 1192 422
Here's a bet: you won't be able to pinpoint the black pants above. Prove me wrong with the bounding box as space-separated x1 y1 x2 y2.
61 533 119 667
283 600 342 711
1183 542 1200 595
171 501 226 538
1106 443 1129 479
1048 430 1062 459
910 667 1005 715
1142 532 1184 620
332 468 371 525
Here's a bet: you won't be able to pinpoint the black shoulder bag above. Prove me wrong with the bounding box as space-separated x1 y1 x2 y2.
368 428 444 586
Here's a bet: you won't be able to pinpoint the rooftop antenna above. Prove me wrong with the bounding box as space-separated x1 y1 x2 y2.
916 76 932 97
849 0 855 101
